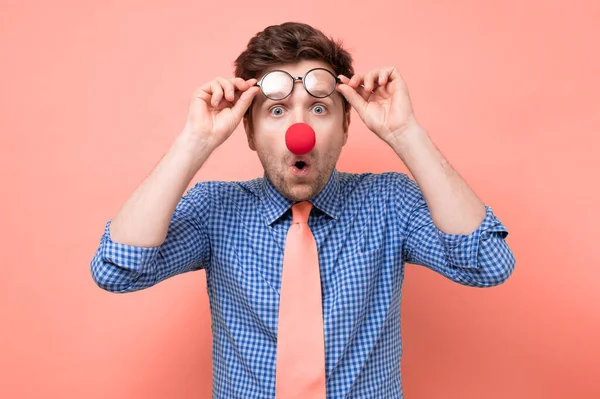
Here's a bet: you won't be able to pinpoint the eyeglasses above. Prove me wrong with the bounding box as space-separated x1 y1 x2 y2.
254 67 342 101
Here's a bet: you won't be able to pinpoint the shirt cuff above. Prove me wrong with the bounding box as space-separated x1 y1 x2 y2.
100 220 160 273
435 206 509 269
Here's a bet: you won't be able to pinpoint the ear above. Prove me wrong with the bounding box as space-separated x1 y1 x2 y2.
243 117 256 151
342 111 351 146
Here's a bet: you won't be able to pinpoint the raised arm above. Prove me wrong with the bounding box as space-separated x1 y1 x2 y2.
90 76 259 292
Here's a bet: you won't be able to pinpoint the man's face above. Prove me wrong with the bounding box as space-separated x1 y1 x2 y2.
244 60 350 202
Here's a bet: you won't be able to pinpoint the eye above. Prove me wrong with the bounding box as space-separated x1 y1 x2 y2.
312 104 327 114
269 106 285 117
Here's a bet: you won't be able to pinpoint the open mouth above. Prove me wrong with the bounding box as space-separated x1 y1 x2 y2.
294 161 307 170
291 160 310 175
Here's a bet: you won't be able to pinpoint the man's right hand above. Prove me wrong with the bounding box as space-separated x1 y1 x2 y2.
182 77 260 150
105 76 259 250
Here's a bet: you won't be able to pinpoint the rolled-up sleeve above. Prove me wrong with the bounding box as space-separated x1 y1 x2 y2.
394 173 516 287
90 182 211 293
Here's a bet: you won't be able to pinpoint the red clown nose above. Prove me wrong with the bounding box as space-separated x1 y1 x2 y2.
285 123 316 155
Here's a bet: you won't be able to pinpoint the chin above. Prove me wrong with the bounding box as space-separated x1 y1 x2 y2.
269 172 319 202
285 185 315 202
272 175 309 199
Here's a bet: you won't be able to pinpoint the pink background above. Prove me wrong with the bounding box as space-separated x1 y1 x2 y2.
1 0 599 398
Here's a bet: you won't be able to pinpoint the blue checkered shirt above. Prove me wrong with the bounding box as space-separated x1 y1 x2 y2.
91 169 515 398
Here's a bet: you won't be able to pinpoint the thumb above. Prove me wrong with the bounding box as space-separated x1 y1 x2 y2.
337 83 368 119
230 85 260 121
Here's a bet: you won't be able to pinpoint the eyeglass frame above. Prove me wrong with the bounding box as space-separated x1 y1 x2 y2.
254 67 342 100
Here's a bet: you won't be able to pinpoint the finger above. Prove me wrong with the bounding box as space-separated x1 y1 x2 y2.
231 90 243 105
232 77 258 93
230 78 246 94
193 79 218 102
201 77 256 91
229 77 251 94
231 80 253 103
363 69 381 92
379 66 399 87
348 73 364 89
197 79 222 98
378 69 389 86
388 66 402 80
339 75 370 101
193 87 210 103
217 91 244 110
245 78 258 88
230 86 261 121
356 85 371 101
336 83 368 119
209 81 223 107
231 78 258 107
216 77 236 103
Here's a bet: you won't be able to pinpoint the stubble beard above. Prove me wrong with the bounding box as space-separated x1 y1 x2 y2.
257 149 340 202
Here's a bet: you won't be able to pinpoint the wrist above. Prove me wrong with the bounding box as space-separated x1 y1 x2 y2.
171 130 215 172
178 127 217 152
387 121 428 155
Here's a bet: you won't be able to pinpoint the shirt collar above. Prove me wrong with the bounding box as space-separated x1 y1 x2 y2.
261 168 341 225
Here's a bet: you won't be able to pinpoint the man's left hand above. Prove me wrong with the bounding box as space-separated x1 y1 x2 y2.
336 67 420 144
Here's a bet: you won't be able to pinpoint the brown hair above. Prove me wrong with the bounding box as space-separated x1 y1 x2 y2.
234 22 354 125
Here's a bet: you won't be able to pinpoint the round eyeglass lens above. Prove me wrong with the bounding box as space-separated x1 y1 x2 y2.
304 69 336 98
260 71 293 100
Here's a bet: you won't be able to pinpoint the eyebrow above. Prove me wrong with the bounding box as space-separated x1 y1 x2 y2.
261 94 337 108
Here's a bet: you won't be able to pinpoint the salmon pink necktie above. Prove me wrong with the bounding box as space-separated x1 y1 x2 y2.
275 201 326 399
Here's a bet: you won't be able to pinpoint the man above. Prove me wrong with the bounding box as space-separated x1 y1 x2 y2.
91 22 515 399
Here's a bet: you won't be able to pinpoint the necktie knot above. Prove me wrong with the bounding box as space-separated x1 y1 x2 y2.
291 201 312 224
